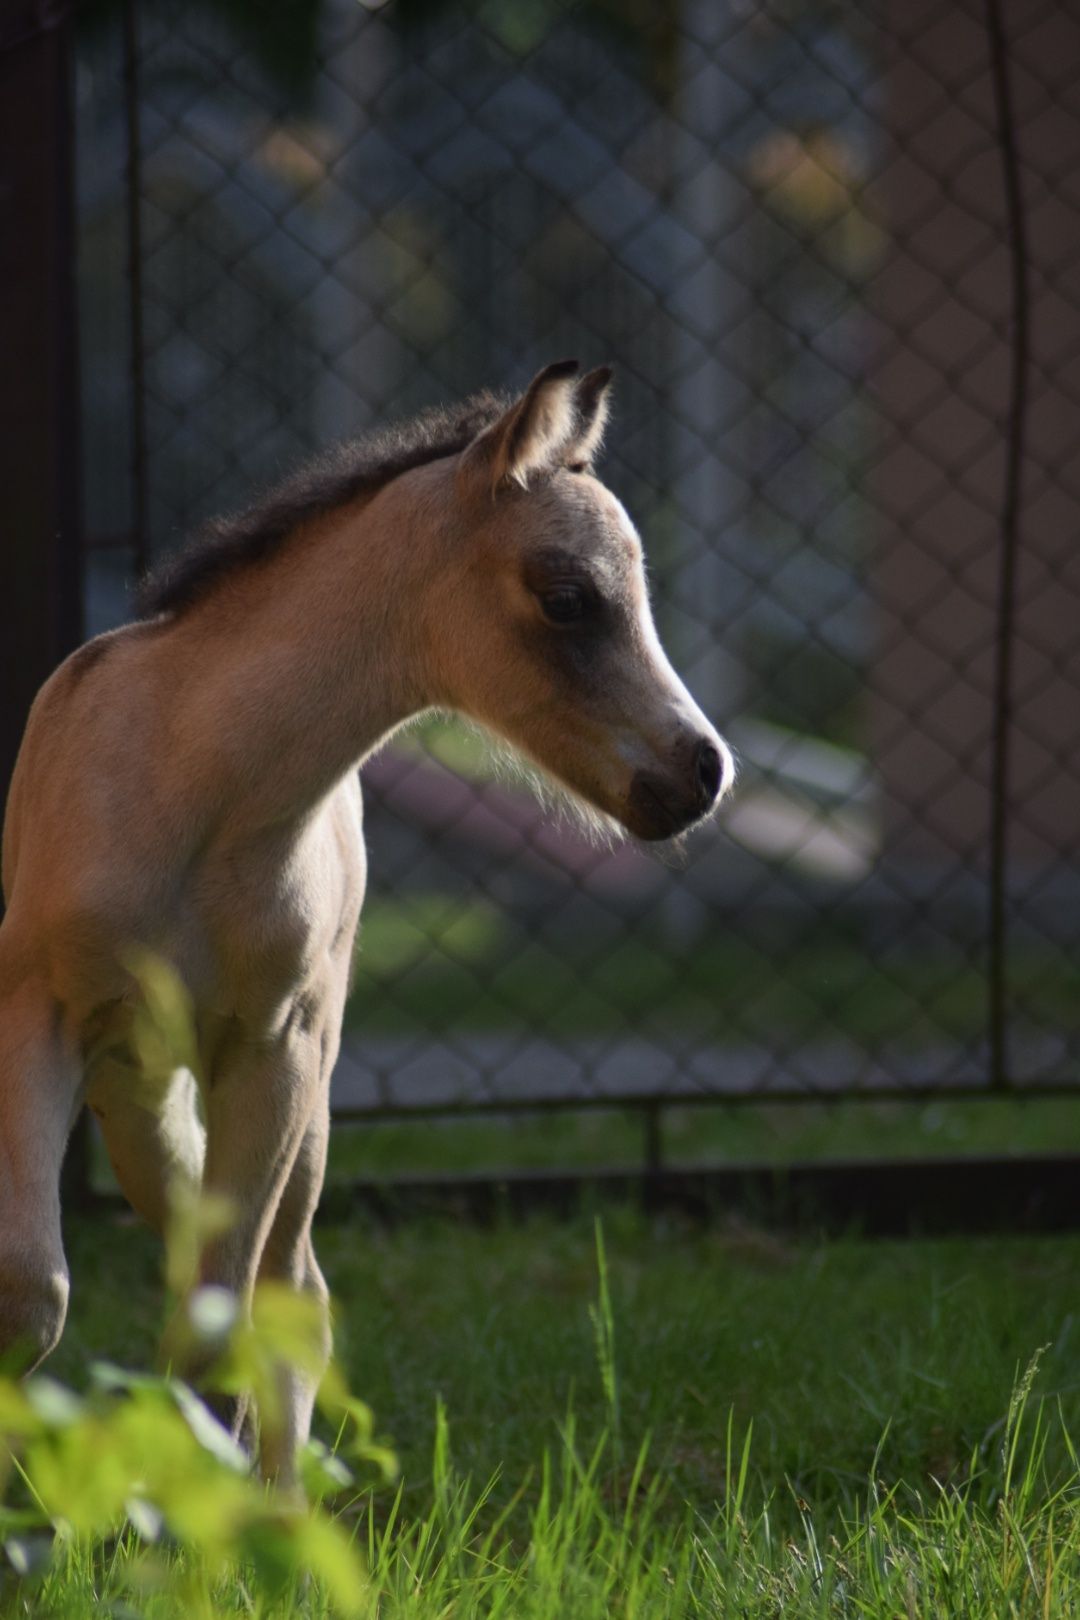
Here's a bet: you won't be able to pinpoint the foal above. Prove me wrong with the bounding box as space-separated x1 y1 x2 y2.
0 361 732 1477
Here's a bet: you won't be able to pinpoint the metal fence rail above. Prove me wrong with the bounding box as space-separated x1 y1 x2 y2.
73 0 1080 1140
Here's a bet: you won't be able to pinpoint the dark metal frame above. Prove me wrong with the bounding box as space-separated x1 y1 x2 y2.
73 1153 1080 1238
985 0 1030 1096
313 1154 1080 1237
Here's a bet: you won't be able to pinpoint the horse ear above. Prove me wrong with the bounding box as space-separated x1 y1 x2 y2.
462 359 580 494
566 365 613 469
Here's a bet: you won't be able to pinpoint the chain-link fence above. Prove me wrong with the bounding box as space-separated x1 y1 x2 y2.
74 0 1080 1145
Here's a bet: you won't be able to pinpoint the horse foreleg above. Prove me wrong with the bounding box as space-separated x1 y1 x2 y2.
172 1023 317 1441
88 1060 205 1234
0 976 81 1371
254 1104 332 1485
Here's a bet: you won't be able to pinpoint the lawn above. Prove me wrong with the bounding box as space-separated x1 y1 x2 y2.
9 1206 1079 1615
350 722 1080 1056
349 896 1080 1056
323 1094 1080 1180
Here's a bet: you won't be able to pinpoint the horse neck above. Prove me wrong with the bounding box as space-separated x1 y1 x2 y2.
174 464 458 832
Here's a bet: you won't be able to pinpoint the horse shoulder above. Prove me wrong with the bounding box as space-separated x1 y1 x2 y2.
194 780 364 1030
7 625 186 877
2 625 209 1016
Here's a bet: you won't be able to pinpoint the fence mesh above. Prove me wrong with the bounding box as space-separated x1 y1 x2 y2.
75 0 1080 1127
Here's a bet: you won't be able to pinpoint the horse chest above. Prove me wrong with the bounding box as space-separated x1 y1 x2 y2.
189 798 365 1027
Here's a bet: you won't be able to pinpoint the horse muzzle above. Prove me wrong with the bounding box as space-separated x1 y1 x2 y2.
626 735 732 841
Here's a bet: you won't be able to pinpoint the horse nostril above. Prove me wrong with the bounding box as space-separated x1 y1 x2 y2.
694 740 722 807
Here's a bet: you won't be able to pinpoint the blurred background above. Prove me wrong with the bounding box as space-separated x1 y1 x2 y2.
5 0 1079 1185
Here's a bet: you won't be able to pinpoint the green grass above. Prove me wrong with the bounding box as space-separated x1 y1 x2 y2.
10 1208 1078 1615
359 721 1080 1059
349 897 1080 1055
323 1095 1080 1180
22 952 1077 1612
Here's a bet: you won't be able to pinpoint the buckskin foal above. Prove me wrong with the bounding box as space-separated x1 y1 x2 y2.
0 361 733 1479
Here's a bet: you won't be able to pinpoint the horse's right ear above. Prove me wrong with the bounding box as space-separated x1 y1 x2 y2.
566 365 613 470
461 360 580 496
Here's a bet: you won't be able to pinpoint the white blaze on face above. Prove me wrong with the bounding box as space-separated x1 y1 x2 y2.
605 494 735 799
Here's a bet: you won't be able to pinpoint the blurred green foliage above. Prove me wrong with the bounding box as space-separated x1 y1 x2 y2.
77 0 323 102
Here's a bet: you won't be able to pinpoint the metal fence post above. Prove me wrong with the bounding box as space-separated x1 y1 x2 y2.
985 0 1030 1094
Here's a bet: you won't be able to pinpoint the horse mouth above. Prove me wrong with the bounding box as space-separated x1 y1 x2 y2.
625 773 708 841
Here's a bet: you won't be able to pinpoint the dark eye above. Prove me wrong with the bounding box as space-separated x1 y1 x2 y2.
541 585 587 624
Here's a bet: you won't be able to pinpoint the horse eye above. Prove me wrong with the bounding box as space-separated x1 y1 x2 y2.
541 585 587 624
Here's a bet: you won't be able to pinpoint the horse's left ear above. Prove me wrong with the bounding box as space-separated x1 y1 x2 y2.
461 359 581 495
565 365 613 471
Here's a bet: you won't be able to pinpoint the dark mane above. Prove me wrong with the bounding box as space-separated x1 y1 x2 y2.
137 389 506 618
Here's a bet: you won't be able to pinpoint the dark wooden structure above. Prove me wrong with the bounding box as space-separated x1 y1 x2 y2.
0 1 83 818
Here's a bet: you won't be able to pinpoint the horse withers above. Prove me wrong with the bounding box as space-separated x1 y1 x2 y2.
0 361 733 1479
